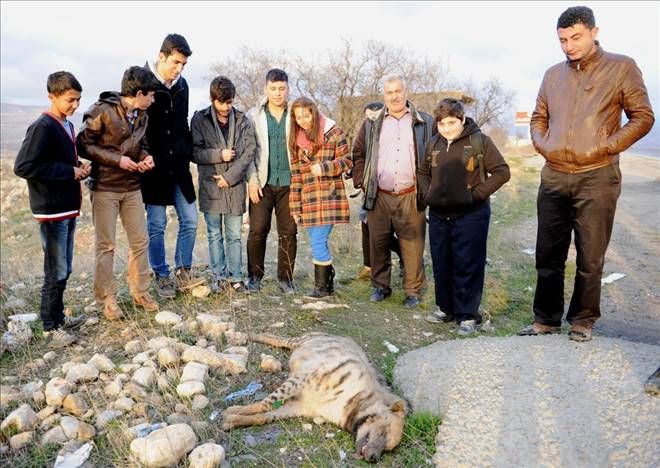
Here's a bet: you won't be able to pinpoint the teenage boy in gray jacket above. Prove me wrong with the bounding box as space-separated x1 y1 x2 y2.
191 76 256 293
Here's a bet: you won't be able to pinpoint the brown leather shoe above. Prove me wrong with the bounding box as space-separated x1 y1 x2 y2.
133 293 159 312
103 298 123 321
518 322 561 336
568 325 592 342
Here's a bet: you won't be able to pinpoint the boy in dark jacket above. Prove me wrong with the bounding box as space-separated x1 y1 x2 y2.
418 98 510 335
14 71 90 348
77 66 160 320
191 76 256 293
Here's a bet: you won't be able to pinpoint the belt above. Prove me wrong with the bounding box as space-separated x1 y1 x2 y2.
378 186 416 196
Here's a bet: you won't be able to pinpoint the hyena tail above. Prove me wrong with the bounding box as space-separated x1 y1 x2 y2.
249 333 299 350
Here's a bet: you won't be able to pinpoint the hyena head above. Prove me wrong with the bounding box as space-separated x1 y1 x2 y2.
355 399 407 463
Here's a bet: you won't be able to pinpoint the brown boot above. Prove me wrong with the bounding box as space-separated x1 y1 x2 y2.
133 292 159 312
103 297 123 321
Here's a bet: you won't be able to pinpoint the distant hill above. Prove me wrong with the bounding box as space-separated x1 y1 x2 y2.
1 103 43 158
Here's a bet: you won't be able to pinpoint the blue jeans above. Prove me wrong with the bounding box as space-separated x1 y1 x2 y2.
429 203 490 323
204 212 244 281
146 185 198 277
307 224 333 263
39 218 76 330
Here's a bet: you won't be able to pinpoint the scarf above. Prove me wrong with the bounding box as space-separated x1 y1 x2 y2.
295 114 326 155
211 107 235 150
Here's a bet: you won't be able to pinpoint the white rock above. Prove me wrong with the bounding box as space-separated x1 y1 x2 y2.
191 285 210 298
157 374 172 392
191 394 209 411
36 405 57 421
40 413 62 432
62 393 88 416
59 416 80 439
21 380 44 398
218 352 248 375
225 330 248 346
157 347 179 367
7 313 38 323
113 397 135 412
42 426 68 445
181 362 209 383
260 354 283 373
95 409 123 429
104 378 123 398
65 363 99 384
181 347 224 368
32 390 46 405
125 340 143 354
119 363 141 373
130 423 197 467
188 443 225 468
195 314 232 340
132 367 156 388
132 351 152 364
43 351 57 362
1 320 32 351
195 338 208 348
147 336 178 351
1 404 38 432
88 354 115 372
176 381 205 398
155 311 182 326
3 296 26 310
45 378 73 407
9 431 33 450
223 346 248 355
0 385 21 409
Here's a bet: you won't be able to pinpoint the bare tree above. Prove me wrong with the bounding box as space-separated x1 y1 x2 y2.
463 77 516 129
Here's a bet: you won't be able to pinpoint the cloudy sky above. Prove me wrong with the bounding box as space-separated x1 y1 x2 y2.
1 1 658 124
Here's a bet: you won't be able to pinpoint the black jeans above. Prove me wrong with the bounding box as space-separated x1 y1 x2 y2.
429 203 490 323
533 163 621 328
39 218 76 330
247 184 297 282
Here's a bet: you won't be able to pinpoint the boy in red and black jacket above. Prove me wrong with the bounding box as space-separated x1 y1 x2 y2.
14 71 91 348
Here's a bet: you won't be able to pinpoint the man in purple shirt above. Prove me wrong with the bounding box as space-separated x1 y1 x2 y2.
352 75 434 307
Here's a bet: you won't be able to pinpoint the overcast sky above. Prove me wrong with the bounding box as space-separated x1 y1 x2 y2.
1 1 658 124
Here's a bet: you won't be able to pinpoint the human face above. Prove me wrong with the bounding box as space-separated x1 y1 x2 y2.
134 91 155 110
293 107 314 132
48 90 82 120
557 23 599 61
213 99 233 120
265 80 289 108
383 80 407 116
437 116 465 141
157 51 188 84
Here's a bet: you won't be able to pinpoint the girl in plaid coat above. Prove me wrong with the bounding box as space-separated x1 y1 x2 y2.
288 97 352 297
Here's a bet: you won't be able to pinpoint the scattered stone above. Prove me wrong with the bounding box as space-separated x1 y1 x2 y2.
88 354 115 372
189 420 211 434
269 321 286 328
122 382 148 400
174 403 188 414
182 347 224 368
36 405 57 421
9 282 27 293
21 380 43 398
119 363 141 373
7 313 37 323
83 304 98 314
40 413 62 432
181 362 209 383
176 381 205 398
191 394 209 411
32 390 46 405
104 378 123 398
157 347 179 367
218 352 248 375
155 311 182 326
53 441 93 468
43 351 57 362
132 367 156 388
1 320 33 352
1 404 39 432
195 338 208 348
195 314 232 340
62 393 88 417
302 423 313 431
225 330 248 346
188 443 225 468
130 423 197 468
65 364 99 384
3 296 26 310
95 409 123 429
166 413 191 425
223 346 248 355
9 431 33 450
125 340 143 354
113 397 135 412
0 385 21 409
59 416 81 439
76 421 96 441
42 426 68 445
127 422 168 440
157 374 172 392
191 285 210 298
133 351 153 364
27 358 48 372
260 354 282 373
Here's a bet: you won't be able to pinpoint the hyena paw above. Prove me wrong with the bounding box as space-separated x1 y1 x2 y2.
221 414 238 430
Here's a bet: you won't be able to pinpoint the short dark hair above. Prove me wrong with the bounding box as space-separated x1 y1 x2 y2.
557 6 595 29
364 102 384 112
265 68 288 84
210 76 236 102
47 71 82 96
433 98 465 123
160 33 192 58
121 66 160 97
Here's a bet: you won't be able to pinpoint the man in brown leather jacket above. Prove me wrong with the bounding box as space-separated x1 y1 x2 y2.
520 6 654 341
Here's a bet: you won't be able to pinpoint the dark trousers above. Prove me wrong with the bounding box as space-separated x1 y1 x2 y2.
366 191 426 297
361 221 402 268
533 164 621 328
39 218 76 330
429 203 490 323
247 184 297 282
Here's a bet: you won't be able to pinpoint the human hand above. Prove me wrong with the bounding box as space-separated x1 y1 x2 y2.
119 156 138 172
213 174 229 189
249 183 262 204
221 149 235 162
137 155 155 173
293 214 302 225
73 166 87 180
310 163 323 177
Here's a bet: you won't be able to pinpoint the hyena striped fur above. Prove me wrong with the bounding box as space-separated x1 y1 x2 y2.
222 332 407 462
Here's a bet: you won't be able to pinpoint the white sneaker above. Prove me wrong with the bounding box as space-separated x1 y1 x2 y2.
458 320 478 336
44 328 77 348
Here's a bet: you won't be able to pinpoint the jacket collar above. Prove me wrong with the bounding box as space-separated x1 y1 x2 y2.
146 60 182 89
373 100 425 124
567 40 604 70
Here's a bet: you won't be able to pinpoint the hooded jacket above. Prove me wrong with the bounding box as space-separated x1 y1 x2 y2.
77 91 149 193
418 117 510 219
351 101 434 211
530 42 654 174
191 106 257 215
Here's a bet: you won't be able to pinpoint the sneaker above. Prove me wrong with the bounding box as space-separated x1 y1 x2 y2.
103 298 123 321
568 325 592 342
174 268 206 291
230 281 247 294
210 278 230 294
518 322 561 336
403 296 420 308
62 314 87 330
245 277 261 293
279 279 295 295
425 309 454 324
370 287 392 302
133 293 159 313
644 367 660 396
155 275 176 299
458 320 478 336
44 328 77 348
357 266 372 281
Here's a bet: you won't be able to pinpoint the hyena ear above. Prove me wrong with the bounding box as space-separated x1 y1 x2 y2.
391 399 407 416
